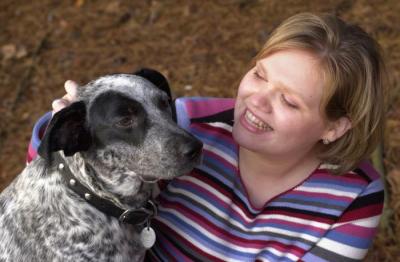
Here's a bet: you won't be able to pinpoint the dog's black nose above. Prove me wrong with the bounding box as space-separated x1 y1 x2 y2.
181 139 203 160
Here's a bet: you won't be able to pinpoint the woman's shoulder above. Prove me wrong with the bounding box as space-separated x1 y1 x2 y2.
316 161 384 201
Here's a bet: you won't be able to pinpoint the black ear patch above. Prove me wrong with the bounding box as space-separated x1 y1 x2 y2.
132 68 176 121
133 68 171 100
38 101 92 164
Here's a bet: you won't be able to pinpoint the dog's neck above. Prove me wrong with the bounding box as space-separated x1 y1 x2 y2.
60 152 153 210
53 152 158 227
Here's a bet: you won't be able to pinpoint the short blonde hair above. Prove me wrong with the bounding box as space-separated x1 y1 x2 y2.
253 13 386 174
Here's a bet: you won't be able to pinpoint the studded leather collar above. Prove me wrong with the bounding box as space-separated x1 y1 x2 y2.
53 152 157 226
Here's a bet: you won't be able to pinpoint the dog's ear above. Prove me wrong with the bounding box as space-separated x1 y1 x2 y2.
38 101 92 164
132 68 172 100
133 68 177 121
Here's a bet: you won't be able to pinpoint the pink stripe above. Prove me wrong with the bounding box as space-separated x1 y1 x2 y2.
26 154 32 163
339 204 383 222
185 98 235 119
334 223 377 238
27 144 37 163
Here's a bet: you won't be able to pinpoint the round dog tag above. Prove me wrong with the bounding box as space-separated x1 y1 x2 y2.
140 226 156 249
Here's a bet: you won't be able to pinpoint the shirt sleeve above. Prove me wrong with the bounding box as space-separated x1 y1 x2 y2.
300 177 384 262
26 111 52 163
174 97 235 130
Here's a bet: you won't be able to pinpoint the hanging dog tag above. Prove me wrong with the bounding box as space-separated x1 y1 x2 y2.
140 226 156 249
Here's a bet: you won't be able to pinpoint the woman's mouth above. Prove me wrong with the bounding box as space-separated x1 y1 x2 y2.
243 110 273 131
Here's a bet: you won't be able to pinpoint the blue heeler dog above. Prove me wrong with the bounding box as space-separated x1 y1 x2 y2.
0 69 203 261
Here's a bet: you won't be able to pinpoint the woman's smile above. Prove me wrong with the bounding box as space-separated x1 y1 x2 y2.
241 109 273 133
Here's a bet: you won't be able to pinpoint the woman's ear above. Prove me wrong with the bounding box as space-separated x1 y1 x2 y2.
322 116 352 143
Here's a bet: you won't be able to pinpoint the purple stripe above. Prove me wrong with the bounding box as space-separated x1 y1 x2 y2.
358 160 381 180
31 111 52 151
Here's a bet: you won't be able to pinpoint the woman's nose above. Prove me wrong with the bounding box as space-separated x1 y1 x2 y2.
247 88 273 113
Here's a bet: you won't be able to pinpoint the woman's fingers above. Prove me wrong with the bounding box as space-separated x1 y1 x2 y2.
51 99 69 114
64 80 79 101
51 80 79 115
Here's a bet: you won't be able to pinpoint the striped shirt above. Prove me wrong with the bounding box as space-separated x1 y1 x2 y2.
148 97 384 261
27 97 384 262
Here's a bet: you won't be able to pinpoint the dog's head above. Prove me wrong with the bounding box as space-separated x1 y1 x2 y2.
38 69 202 191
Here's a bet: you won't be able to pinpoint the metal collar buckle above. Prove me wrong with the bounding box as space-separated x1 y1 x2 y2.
119 200 157 225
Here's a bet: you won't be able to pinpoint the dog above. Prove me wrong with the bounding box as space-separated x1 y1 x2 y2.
0 69 202 261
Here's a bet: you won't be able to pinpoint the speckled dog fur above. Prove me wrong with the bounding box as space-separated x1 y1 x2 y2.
0 71 202 262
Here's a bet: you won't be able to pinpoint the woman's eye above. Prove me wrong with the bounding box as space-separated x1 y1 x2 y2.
115 117 135 128
253 70 263 80
281 94 298 109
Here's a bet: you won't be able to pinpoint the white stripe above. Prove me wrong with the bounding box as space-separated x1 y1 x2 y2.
263 247 299 261
333 215 381 229
296 186 358 198
208 122 233 132
203 143 237 168
168 183 319 243
316 237 367 259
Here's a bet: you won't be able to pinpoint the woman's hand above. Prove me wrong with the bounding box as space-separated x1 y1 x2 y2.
51 80 79 114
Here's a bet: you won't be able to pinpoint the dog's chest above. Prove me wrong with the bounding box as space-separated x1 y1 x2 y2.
0 166 145 261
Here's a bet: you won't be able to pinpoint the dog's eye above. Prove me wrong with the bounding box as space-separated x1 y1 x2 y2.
115 117 135 128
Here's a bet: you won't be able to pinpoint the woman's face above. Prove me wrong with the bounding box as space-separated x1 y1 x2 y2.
233 49 329 159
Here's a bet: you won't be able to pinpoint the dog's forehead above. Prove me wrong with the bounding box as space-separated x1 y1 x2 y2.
82 74 164 104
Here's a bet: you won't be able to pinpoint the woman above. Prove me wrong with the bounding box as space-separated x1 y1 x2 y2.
29 12 385 261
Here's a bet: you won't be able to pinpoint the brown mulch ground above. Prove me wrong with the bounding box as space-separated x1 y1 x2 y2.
0 0 399 260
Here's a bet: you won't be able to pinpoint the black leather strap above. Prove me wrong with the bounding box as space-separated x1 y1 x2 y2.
53 153 157 225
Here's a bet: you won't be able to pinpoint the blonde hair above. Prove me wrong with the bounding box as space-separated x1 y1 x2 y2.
253 13 386 174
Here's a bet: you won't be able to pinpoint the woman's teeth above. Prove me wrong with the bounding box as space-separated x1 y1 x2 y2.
245 110 273 131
